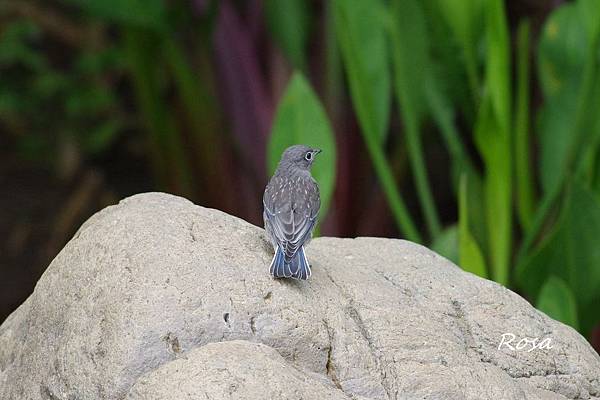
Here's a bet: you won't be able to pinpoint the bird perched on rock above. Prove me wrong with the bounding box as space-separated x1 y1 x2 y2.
263 145 321 280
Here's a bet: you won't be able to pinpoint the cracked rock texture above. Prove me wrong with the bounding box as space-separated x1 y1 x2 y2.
125 340 348 399
0 192 599 400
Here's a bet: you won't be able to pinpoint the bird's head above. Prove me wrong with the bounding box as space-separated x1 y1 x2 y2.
280 145 322 170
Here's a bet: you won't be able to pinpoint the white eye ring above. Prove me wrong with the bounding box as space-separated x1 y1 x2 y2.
305 152 313 161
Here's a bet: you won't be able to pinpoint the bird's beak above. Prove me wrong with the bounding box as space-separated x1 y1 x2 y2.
313 149 322 155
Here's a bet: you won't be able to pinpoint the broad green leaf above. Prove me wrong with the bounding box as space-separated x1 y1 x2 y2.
333 0 390 143
458 175 487 278
264 0 310 70
536 276 579 330
431 225 458 264
517 181 600 336
577 0 600 43
388 0 441 239
61 0 165 29
267 73 336 218
523 0 600 275
538 3 587 99
537 3 587 193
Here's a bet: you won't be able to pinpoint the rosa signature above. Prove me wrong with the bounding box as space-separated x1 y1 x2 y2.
498 333 554 352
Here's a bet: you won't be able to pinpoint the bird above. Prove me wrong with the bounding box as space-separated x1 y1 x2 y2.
263 145 321 280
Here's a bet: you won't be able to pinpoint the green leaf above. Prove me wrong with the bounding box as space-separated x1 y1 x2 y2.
264 0 310 70
577 0 600 43
267 73 336 218
76 47 124 74
0 21 45 70
84 119 122 154
517 181 600 336
574 74 600 186
431 225 458 264
484 0 511 133
334 0 420 242
162 38 221 186
536 276 579 330
458 175 487 278
537 3 587 193
388 0 441 239
420 0 480 191
474 97 511 285
561 183 600 311
514 20 535 230
519 0 600 268
65 86 114 117
425 73 475 185
333 0 390 143
463 167 487 251
33 71 69 98
516 222 564 300
473 0 512 286
0 89 20 115
61 0 166 29
124 29 193 195
387 0 428 120
434 0 482 104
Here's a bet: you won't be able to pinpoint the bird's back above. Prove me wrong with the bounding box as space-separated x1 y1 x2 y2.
263 167 320 255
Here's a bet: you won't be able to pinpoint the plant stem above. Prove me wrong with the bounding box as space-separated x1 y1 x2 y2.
402 114 441 239
364 134 423 243
387 0 441 239
425 78 477 180
124 29 193 197
476 0 512 286
514 19 535 231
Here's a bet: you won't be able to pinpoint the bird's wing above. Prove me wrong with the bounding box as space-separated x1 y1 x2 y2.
263 175 320 262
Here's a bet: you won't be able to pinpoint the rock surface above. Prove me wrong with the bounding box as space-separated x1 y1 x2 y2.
126 340 349 399
0 192 599 400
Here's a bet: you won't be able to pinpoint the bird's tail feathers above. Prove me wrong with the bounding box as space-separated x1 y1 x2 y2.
270 246 311 280
269 246 291 278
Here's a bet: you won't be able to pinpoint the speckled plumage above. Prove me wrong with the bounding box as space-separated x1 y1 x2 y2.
263 145 321 280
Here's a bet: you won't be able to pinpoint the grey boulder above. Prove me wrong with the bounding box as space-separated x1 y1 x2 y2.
0 192 598 400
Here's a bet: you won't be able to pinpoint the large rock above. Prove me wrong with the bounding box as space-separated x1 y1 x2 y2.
0 192 598 400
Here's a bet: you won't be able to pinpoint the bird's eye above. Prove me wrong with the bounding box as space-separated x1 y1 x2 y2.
305 152 313 161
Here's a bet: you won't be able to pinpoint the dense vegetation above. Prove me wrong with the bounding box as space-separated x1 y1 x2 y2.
1 0 599 346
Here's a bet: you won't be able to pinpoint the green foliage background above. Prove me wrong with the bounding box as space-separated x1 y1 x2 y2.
1 0 600 345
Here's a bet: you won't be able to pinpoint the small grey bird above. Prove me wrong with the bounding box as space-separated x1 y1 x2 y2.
263 145 321 280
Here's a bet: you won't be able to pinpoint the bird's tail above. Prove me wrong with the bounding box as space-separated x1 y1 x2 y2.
269 246 311 280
